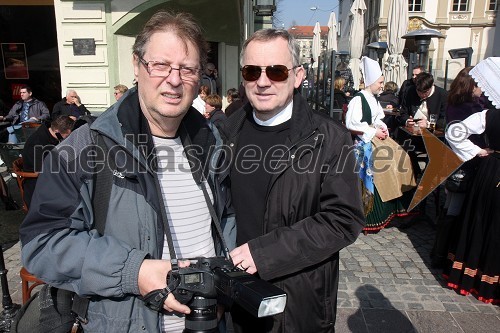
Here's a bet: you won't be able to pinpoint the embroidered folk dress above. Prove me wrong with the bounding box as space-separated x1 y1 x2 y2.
346 90 415 232
443 109 500 304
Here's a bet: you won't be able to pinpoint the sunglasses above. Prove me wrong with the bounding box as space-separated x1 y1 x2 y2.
241 65 298 82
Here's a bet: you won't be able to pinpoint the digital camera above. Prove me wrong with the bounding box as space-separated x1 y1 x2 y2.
169 257 286 333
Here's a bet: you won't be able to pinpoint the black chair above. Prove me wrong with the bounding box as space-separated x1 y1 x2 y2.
0 142 24 173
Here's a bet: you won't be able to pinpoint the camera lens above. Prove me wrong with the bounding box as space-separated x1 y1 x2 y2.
183 296 219 333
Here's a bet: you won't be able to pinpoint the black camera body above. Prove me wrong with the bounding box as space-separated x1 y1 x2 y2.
169 257 286 333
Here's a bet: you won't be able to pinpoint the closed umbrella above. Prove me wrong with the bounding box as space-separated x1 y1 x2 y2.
348 0 367 90
384 0 409 87
327 12 338 51
312 21 321 67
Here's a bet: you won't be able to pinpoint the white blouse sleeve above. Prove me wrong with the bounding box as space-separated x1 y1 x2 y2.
446 110 487 162
345 96 376 143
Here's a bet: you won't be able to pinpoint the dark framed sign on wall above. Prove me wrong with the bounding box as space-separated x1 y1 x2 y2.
2 43 29 79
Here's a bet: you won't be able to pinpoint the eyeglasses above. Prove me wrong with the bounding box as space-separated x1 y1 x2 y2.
241 65 299 82
139 58 201 81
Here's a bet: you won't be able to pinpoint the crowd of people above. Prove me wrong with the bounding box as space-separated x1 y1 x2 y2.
0 8 497 333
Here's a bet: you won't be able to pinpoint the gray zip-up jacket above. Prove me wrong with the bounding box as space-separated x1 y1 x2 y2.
20 87 235 332
5 98 50 124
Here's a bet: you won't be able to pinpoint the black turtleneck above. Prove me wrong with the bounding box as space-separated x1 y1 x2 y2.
231 112 290 245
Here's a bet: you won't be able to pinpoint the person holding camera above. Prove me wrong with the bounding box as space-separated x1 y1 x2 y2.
220 29 365 333
20 11 235 332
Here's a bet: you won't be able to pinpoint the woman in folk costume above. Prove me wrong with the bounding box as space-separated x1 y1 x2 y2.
346 57 416 232
443 57 500 304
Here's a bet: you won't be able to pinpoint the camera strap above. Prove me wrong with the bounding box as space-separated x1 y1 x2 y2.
152 131 231 262
199 179 231 260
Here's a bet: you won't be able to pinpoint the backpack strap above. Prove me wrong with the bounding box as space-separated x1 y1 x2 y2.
92 132 112 234
71 130 113 327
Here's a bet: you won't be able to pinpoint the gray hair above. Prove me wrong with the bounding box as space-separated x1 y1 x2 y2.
132 11 209 70
240 29 300 68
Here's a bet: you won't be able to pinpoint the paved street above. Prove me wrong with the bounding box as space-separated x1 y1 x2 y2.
335 217 500 332
2 169 499 332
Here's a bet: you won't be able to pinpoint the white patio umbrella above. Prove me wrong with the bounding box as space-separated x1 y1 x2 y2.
327 12 338 51
384 0 409 87
348 0 367 90
312 21 321 68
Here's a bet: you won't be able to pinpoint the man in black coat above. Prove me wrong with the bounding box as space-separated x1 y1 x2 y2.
398 72 447 128
21 115 74 208
221 29 365 333
52 89 90 120
398 65 424 107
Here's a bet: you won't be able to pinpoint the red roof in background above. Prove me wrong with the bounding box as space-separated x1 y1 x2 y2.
288 25 329 38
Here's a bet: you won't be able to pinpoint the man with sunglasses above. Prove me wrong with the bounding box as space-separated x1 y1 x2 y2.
222 29 365 333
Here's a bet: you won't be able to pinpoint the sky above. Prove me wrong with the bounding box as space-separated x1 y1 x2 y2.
274 0 340 29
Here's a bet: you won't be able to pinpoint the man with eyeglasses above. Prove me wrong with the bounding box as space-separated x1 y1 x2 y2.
220 29 365 333
20 11 235 332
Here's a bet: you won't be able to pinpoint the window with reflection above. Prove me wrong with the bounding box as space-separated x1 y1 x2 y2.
452 0 469 11
408 0 423 12
489 0 498 11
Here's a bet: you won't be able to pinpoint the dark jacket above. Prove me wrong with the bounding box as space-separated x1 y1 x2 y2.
397 78 414 107
398 85 448 127
378 91 399 108
5 98 50 124
225 99 245 117
20 87 236 332
333 89 349 108
207 108 226 128
446 100 486 168
52 97 90 119
21 123 59 208
220 91 365 333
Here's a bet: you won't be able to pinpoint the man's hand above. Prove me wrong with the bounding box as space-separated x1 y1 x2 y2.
417 119 428 128
230 243 257 274
74 96 82 107
138 259 191 314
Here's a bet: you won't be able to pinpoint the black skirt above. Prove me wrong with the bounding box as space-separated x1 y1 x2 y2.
443 153 500 304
